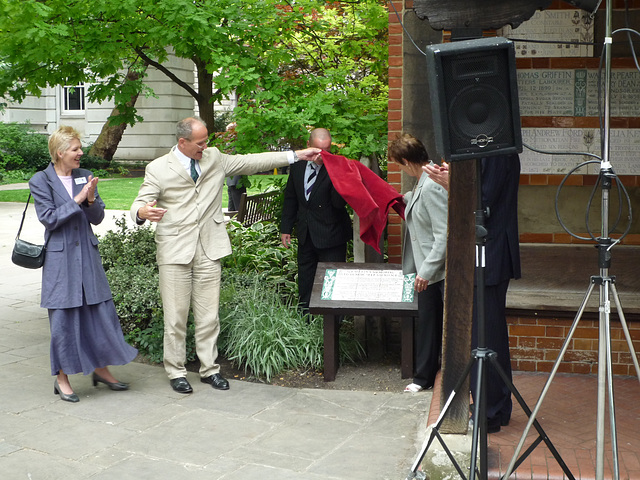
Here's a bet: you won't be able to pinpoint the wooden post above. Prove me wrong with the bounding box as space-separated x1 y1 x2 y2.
440 159 476 433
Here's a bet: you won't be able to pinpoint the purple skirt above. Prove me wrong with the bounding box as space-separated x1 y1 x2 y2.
48 299 138 376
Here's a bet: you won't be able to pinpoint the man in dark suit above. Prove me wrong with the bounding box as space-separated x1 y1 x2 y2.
424 153 521 432
280 128 352 314
471 153 522 433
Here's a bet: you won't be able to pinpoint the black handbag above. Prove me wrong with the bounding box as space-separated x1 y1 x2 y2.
12 193 47 269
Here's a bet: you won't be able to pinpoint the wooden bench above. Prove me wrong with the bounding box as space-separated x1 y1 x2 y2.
228 190 280 227
506 243 640 317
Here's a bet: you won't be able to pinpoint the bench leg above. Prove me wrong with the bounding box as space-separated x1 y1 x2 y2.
323 314 339 382
401 316 414 379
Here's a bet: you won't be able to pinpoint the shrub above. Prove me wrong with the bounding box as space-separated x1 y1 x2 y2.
0 122 50 171
220 224 364 380
219 275 363 381
99 215 197 363
99 215 157 272
99 214 363 379
219 277 321 381
223 220 299 303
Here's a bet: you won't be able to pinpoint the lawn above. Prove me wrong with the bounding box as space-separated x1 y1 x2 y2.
0 174 285 210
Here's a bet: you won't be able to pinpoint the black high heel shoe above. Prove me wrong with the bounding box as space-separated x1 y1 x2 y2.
92 372 129 391
54 379 79 403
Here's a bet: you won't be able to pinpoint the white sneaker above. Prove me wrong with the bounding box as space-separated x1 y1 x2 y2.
404 383 424 393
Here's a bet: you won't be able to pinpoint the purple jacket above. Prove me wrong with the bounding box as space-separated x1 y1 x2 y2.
28 163 111 309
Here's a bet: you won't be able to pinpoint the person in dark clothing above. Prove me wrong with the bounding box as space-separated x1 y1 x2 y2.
280 128 352 314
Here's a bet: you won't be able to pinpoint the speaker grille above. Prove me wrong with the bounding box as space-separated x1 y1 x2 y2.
426 38 522 162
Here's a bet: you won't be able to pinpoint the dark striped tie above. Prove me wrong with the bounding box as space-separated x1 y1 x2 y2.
305 163 317 200
190 158 199 183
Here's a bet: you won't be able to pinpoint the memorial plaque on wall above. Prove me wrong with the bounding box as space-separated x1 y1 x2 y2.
499 9 594 57
521 128 640 175
518 69 640 118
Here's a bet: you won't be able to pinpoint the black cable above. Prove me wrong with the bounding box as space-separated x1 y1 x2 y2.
388 0 426 56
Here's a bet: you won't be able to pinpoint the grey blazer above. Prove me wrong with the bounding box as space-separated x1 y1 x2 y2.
401 173 448 283
29 163 111 309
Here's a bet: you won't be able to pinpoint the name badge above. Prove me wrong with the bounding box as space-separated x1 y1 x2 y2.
74 177 88 185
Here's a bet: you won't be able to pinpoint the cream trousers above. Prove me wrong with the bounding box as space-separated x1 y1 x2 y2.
159 241 221 379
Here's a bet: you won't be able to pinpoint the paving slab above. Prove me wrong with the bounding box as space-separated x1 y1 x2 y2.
0 201 431 480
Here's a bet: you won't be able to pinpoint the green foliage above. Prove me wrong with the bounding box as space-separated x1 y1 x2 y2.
1 1 388 163
223 220 298 302
0 122 50 171
94 206 364 380
220 220 363 380
218 276 323 382
227 1 389 162
99 215 157 272
80 149 110 172
0 170 33 187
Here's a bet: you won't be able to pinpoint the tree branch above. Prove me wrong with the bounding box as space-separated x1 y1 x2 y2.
134 47 202 102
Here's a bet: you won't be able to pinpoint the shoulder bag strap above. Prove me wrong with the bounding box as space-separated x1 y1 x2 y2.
15 192 49 248
15 193 32 240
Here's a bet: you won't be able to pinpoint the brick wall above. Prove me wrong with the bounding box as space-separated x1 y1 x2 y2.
386 0 640 264
508 314 640 376
387 0 640 374
387 1 405 264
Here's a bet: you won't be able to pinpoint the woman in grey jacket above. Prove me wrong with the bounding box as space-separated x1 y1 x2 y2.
29 126 137 403
388 134 448 392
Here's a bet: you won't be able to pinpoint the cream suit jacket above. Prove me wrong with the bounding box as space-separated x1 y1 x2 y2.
130 146 290 266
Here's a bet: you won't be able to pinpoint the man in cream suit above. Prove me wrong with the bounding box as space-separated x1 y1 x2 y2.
131 117 321 394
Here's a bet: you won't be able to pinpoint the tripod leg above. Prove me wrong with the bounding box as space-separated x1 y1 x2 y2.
489 354 576 480
407 354 478 478
503 281 596 479
610 283 640 381
470 354 488 480
596 276 623 480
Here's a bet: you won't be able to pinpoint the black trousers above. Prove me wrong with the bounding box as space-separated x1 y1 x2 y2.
227 184 246 211
297 239 347 314
413 279 444 389
470 279 513 426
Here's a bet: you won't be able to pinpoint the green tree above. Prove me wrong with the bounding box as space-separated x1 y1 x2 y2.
227 1 389 162
0 0 387 162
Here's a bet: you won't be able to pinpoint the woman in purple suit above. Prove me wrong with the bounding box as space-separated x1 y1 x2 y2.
29 126 137 403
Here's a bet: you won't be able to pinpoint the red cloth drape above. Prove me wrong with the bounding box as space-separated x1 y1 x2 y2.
320 151 405 254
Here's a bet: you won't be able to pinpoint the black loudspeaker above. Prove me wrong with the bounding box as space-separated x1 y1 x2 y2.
426 37 522 162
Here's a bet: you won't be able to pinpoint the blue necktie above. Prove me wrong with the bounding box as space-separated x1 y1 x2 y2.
190 158 199 183
305 163 317 200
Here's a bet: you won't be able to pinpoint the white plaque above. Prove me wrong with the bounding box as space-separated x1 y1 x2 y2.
499 10 594 58
518 70 640 118
521 128 640 175
320 269 416 303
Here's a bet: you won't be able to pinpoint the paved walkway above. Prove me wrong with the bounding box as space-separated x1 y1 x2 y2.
0 201 431 480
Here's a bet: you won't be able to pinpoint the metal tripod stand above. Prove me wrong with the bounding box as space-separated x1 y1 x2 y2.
406 159 573 480
503 1 640 477
502 167 640 480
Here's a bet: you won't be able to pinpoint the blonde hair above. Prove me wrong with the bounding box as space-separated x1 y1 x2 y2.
48 126 81 164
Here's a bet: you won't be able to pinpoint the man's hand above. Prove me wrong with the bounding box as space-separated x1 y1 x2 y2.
137 200 167 223
414 275 429 293
295 148 322 163
281 233 292 249
423 161 449 191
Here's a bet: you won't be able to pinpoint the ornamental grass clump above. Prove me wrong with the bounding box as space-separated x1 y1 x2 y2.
218 276 322 382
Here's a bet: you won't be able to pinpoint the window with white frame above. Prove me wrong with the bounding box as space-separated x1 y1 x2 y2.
62 83 85 113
